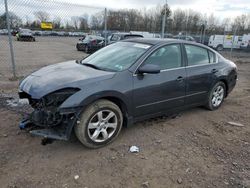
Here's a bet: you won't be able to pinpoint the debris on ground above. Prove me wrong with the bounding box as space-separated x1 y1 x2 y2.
155 139 162 144
6 98 29 107
74 175 79 180
227 121 245 127
129 146 140 153
141 181 149 188
177 178 183 184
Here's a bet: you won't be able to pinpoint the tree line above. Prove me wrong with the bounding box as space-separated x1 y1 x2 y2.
0 3 250 35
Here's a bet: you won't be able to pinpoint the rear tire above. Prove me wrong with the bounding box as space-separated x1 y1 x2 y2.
74 99 123 148
216 44 223 51
206 81 226 111
76 44 80 51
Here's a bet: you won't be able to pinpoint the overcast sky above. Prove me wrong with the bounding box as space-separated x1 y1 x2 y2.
58 0 250 18
1 0 249 22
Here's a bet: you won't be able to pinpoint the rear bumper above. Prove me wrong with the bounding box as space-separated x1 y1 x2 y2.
227 72 237 95
240 45 250 51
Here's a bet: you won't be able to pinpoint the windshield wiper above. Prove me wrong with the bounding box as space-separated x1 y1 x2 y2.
81 63 102 70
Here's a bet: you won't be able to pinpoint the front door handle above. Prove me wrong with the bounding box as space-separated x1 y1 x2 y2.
211 69 218 74
176 76 184 82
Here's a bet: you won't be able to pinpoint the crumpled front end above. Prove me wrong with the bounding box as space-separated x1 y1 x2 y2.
19 88 81 141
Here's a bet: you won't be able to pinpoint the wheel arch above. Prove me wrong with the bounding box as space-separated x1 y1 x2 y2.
218 78 229 97
77 91 132 127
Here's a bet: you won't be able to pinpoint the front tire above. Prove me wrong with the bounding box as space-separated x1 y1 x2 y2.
206 81 226 110
74 99 123 148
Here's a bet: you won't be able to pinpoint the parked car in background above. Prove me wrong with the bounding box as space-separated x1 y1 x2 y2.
208 35 242 51
173 35 196 42
16 29 35 41
33 30 43 36
108 32 143 44
192 35 209 46
0 29 8 35
19 38 237 148
164 33 174 38
240 34 250 51
130 31 161 38
76 35 105 53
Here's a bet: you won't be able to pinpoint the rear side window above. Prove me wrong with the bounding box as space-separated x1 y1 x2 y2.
185 45 209 66
144 44 182 70
208 50 216 63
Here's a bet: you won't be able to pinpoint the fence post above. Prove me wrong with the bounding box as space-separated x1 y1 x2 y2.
104 8 107 46
4 0 16 78
161 5 166 38
230 26 238 59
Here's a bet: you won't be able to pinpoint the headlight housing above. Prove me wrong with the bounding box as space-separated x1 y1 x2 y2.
42 88 80 108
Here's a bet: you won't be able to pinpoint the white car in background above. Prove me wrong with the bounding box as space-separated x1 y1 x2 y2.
240 34 250 50
208 35 242 51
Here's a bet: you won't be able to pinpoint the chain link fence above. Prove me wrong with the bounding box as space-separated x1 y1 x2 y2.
0 0 105 79
1 0 249 80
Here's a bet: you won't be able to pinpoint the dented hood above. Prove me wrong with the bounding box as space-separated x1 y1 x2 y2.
19 61 115 99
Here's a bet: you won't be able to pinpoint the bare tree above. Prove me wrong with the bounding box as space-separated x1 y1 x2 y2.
71 16 80 30
0 12 22 29
34 11 50 23
53 16 62 29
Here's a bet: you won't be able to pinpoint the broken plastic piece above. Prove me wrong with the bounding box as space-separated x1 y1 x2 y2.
129 145 139 153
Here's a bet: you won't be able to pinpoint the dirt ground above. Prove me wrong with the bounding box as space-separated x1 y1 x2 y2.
0 36 249 188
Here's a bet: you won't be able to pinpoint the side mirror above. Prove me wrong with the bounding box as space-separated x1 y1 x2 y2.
79 38 82 41
138 64 160 74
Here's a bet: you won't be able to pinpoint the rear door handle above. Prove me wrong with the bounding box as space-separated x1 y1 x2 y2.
211 69 218 74
176 76 184 82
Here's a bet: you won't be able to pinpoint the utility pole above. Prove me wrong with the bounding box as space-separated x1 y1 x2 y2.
4 0 16 78
161 0 167 38
104 8 107 46
230 26 238 59
202 21 207 44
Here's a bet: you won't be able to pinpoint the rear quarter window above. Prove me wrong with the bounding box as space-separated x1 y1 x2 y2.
208 50 216 63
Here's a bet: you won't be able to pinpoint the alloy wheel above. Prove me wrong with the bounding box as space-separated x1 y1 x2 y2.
211 85 224 107
87 110 118 143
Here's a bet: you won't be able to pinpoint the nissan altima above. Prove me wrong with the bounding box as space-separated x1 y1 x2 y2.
18 38 237 148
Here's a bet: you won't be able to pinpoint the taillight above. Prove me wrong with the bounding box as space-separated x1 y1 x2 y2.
91 40 97 45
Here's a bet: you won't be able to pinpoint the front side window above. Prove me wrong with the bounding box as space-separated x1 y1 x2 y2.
185 45 209 66
143 44 182 70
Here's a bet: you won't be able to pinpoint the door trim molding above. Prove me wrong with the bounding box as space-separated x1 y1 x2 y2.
135 91 207 109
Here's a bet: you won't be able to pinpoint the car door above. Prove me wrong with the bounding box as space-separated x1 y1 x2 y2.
184 44 218 105
133 44 186 117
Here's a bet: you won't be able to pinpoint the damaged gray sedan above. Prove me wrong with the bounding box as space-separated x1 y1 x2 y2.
19 38 237 148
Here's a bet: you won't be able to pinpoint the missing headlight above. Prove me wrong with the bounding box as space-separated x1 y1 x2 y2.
43 88 80 107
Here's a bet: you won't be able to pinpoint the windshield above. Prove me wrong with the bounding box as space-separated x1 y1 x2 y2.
20 29 31 33
81 42 151 72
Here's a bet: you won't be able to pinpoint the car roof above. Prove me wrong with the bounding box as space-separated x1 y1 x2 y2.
123 38 182 45
123 38 214 50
